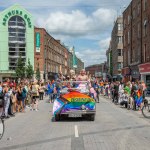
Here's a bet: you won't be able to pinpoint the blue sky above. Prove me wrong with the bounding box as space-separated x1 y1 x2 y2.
0 0 131 67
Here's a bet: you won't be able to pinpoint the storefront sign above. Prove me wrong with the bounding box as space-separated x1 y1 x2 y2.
139 63 150 74
2 9 32 28
36 32 40 52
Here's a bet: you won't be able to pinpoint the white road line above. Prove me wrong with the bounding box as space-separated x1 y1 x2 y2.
74 125 79 138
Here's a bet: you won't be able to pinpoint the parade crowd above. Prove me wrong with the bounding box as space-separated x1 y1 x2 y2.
94 80 148 111
0 69 148 119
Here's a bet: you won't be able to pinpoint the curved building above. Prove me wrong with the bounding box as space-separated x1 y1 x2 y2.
0 4 34 81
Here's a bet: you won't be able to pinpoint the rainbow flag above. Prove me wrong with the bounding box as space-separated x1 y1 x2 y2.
53 91 96 116
135 90 143 106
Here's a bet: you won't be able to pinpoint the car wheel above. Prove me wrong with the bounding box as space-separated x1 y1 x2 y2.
55 114 60 121
89 114 95 121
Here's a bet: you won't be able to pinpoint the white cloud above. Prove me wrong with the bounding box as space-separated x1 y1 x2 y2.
76 49 106 67
75 37 110 67
36 8 116 37
99 37 111 49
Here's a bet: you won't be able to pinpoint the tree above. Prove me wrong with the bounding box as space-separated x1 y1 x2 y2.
26 59 34 79
36 63 41 81
15 53 26 79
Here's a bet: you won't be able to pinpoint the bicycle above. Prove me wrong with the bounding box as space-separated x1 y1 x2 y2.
0 117 4 140
142 99 150 119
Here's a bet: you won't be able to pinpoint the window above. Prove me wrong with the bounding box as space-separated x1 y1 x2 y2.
118 49 122 56
128 31 130 44
118 23 123 30
144 20 147 36
138 23 140 38
144 44 146 62
8 16 26 70
124 19 126 29
118 36 122 43
133 9 136 19
128 49 130 65
118 62 122 69
128 15 130 24
138 4 140 15
144 0 147 11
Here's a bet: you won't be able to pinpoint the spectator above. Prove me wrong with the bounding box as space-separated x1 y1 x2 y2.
3 85 11 118
39 83 45 100
31 81 39 111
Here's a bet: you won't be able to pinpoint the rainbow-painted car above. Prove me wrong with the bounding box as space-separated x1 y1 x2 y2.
53 81 96 121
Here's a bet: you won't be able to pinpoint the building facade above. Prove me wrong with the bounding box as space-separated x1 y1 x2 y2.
0 5 34 81
106 41 113 78
111 16 123 80
123 0 150 87
139 0 150 89
85 64 103 78
122 0 142 82
34 27 68 80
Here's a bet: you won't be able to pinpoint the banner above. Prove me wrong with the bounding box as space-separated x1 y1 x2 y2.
36 32 40 52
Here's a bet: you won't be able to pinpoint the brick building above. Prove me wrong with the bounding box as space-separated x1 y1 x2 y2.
123 0 150 86
139 0 150 88
122 0 142 82
85 64 103 78
111 16 123 80
34 27 69 80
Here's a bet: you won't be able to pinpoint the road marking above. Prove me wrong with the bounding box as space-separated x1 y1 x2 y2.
74 125 79 138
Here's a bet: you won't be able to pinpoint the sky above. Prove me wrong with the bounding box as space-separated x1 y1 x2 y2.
0 0 131 67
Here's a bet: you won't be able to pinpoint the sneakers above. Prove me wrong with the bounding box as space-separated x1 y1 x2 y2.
35 109 38 111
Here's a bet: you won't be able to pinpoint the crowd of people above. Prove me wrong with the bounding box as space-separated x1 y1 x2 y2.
95 80 148 111
0 69 148 119
0 69 91 119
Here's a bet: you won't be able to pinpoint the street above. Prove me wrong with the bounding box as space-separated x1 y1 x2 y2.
0 96 150 150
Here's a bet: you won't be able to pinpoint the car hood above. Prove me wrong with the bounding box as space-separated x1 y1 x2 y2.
53 91 95 116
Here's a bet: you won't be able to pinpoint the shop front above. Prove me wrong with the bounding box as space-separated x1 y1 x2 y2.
139 63 150 90
130 65 140 82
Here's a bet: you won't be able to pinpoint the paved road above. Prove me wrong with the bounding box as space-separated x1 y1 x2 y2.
0 96 150 150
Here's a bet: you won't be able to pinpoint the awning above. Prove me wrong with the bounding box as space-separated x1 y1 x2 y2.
139 63 150 74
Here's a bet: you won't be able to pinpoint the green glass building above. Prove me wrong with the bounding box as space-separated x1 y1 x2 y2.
0 4 34 81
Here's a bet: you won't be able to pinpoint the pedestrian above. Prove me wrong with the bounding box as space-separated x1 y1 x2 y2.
31 81 39 111
3 85 11 118
16 85 23 112
21 83 27 112
47 81 54 103
39 83 44 100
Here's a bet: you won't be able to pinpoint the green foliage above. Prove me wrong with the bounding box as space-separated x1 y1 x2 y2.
36 63 41 81
15 54 26 79
26 59 34 79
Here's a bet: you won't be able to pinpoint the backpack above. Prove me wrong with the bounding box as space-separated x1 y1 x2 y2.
0 91 4 107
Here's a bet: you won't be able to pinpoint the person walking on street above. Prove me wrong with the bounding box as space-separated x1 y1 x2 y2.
39 83 44 100
31 81 39 111
47 81 54 103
